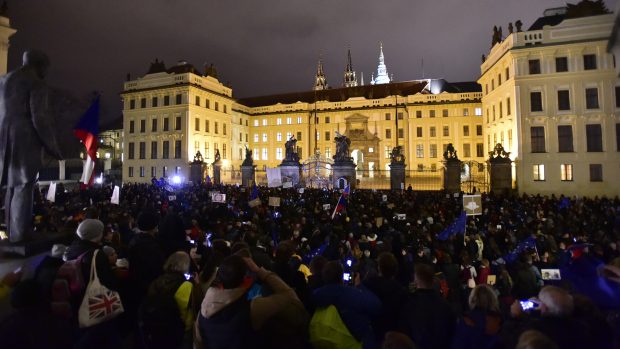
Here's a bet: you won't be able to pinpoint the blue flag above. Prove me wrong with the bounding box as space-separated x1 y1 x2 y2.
503 236 537 263
250 184 259 201
437 211 467 241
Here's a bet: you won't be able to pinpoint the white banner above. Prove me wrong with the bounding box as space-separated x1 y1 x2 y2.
46 182 56 203
268 196 281 207
463 194 482 216
267 168 282 188
212 192 226 203
111 186 120 205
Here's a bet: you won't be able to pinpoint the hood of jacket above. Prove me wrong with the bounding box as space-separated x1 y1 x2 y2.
200 286 246 319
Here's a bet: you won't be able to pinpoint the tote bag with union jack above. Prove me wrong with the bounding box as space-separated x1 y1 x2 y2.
78 250 124 328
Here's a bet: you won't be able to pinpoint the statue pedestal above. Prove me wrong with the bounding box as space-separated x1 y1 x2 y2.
279 162 301 187
490 159 512 193
0 232 67 257
389 163 406 191
190 162 206 184
443 159 462 193
212 161 222 185
332 161 357 189
241 165 256 187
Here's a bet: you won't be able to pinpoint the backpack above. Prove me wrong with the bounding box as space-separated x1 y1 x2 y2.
50 251 89 320
138 290 185 349
309 305 362 349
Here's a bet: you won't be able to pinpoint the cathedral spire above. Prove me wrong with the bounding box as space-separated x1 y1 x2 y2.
371 42 391 85
343 47 358 88
313 57 329 91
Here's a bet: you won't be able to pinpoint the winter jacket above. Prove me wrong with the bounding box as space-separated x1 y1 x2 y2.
64 239 118 291
197 268 307 349
399 288 456 349
313 283 382 349
451 308 501 349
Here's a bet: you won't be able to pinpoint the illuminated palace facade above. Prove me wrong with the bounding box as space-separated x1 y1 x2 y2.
121 3 619 196
121 50 484 184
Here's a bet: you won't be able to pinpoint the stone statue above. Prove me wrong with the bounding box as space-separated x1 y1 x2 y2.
508 22 514 34
213 148 221 163
515 20 523 32
492 26 499 46
333 132 352 162
284 136 300 163
390 146 405 164
481 54 486 63
0 50 63 243
489 143 511 159
193 150 204 163
498 26 503 41
443 143 459 160
241 146 253 166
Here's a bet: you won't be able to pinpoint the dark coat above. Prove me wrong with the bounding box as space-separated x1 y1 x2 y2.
451 308 501 349
363 276 408 344
64 239 118 291
399 288 456 349
128 233 165 297
313 284 382 349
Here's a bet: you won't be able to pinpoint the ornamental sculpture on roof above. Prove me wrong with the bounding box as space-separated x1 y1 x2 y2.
489 143 511 159
390 145 405 164
443 143 459 160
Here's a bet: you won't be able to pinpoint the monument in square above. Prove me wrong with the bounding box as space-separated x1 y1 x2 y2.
240 146 255 187
279 136 301 187
212 149 222 185
389 145 406 191
332 132 357 189
443 143 462 193
190 151 206 184
488 143 513 194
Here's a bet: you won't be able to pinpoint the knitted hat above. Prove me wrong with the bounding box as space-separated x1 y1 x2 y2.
137 209 159 232
76 219 104 242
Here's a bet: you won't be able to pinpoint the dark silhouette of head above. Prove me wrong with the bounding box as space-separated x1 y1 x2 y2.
217 255 248 289
22 50 50 79
322 260 344 285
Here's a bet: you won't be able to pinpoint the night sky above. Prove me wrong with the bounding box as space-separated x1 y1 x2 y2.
6 0 618 125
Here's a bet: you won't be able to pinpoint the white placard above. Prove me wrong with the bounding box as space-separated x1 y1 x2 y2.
396 213 406 221
283 181 293 188
463 194 482 216
46 182 56 203
168 195 177 201
298 188 305 194
453 193 460 198
382 194 388 202
323 204 331 210
111 186 120 205
268 196 281 207
212 192 226 203
267 168 282 187
248 198 261 207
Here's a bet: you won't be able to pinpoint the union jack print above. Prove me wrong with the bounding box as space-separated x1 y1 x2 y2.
87 290 122 319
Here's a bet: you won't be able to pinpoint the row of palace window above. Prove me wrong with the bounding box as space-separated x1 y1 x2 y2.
129 117 181 133
254 116 304 127
253 132 303 143
127 141 228 160
484 54 612 95
127 165 182 178
528 86 620 113
129 94 229 113
193 118 227 135
416 125 483 138
415 143 484 159
532 164 603 182
486 98 511 122
415 108 483 118
529 123 620 153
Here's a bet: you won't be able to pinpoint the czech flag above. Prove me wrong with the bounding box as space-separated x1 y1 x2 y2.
331 184 350 219
74 96 100 187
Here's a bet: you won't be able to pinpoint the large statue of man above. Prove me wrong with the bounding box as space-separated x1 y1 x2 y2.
0 50 62 243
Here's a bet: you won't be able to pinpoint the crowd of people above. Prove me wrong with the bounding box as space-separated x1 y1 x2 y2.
1 181 619 349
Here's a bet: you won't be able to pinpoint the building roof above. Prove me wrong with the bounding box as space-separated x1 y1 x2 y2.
528 14 566 30
237 79 480 108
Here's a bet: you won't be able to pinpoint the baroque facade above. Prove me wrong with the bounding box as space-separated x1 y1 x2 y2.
479 5 619 196
120 1 619 197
